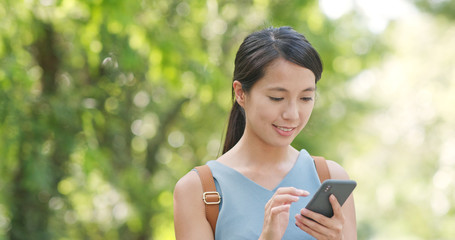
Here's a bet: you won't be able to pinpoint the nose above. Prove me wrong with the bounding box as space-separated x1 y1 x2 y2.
282 101 299 120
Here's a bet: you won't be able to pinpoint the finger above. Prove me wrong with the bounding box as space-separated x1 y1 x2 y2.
265 194 300 213
296 212 343 240
275 187 310 197
299 208 327 225
266 205 291 227
330 194 345 223
271 204 291 216
294 214 325 239
297 209 328 230
275 194 301 203
265 188 309 214
299 201 344 236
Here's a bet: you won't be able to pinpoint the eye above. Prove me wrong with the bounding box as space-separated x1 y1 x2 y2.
301 97 313 102
269 96 284 101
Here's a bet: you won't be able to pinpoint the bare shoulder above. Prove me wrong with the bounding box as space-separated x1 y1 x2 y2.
173 170 205 217
174 170 214 239
326 160 351 180
174 170 202 197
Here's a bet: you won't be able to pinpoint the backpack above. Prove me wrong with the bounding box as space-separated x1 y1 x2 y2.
194 156 331 234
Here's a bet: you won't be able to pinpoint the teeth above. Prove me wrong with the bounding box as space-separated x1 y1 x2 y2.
277 126 293 132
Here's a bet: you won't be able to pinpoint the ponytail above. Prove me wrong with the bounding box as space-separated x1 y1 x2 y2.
222 101 245 154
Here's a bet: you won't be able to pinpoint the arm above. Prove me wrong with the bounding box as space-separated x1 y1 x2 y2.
295 160 357 240
327 160 357 240
174 170 214 240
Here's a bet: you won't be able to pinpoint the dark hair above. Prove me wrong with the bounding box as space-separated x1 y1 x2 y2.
222 26 323 154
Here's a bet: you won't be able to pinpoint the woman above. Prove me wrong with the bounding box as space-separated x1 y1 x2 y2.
174 26 356 240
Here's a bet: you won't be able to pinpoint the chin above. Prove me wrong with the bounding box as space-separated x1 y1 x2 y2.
270 138 296 148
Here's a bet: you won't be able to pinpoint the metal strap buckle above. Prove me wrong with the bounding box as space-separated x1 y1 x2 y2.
203 191 221 205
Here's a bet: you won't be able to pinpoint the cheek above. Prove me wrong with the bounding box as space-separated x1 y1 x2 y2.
246 97 274 118
250 106 273 123
255 102 279 120
300 105 314 122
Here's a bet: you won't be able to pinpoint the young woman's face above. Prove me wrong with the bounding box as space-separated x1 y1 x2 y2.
235 58 316 148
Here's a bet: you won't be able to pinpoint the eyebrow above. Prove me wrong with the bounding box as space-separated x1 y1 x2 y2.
267 87 316 92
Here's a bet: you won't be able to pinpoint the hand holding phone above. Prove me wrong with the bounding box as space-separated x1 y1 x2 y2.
303 179 357 218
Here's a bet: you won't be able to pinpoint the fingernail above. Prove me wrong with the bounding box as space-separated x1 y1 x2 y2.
298 189 309 195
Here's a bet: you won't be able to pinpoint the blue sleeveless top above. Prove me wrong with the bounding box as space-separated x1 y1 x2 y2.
205 149 321 240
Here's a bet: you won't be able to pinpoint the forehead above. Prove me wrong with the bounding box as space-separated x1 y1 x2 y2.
256 58 316 91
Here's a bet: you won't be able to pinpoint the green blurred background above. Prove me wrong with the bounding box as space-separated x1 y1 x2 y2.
1 0 454 239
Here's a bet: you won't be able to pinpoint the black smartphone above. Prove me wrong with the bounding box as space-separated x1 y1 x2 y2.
304 179 357 218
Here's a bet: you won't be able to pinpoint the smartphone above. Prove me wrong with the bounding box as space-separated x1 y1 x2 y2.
304 179 357 218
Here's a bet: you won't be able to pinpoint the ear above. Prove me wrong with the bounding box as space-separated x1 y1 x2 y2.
233 80 246 107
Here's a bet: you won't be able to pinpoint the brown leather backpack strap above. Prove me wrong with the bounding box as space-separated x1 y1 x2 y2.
312 156 331 183
195 165 220 235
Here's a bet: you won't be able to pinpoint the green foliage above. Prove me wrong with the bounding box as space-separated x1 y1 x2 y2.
412 0 455 20
1 0 454 239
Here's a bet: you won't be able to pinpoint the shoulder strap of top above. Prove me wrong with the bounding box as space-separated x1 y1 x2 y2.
196 156 330 236
195 165 220 234
312 156 331 183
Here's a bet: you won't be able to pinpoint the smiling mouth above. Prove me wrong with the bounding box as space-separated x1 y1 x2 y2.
273 125 295 132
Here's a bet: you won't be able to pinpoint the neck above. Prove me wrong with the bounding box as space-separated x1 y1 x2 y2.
224 134 298 169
